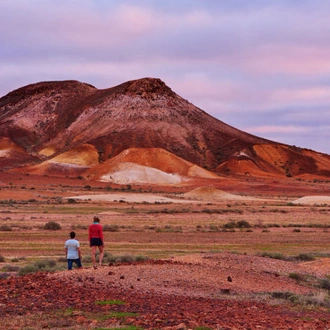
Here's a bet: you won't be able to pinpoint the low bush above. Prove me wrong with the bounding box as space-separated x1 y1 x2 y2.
103 224 120 232
294 253 315 261
223 220 251 229
319 279 330 291
261 252 285 260
0 255 5 262
289 272 305 281
236 220 251 228
44 221 61 230
2 265 20 272
223 221 236 229
116 254 135 263
272 291 298 302
18 259 60 276
18 264 39 276
35 259 57 269
0 225 12 231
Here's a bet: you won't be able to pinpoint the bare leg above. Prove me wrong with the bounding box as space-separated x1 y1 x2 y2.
98 245 104 265
91 246 97 268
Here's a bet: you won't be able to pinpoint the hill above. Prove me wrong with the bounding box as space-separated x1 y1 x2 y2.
1 77 330 182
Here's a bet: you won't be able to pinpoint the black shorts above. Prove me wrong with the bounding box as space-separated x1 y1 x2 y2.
90 238 103 246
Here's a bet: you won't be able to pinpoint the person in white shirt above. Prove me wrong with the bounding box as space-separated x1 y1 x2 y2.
64 231 82 270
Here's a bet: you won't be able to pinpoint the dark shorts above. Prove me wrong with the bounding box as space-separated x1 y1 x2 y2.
90 238 103 246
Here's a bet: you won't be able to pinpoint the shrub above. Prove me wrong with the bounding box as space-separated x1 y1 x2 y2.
135 255 149 262
18 259 59 276
82 255 92 263
35 259 57 269
236 220 251 228
0 255 5 262
319 279 330 291
103 224 120 232
0 225 12 231
18 264 39 276
261 252 285 260
223 221 236 229
289 272 305 281
272 291 298 303
2 265 20 272
116 254 135 263
304 291 330 307
294 253 315 262
44 221 61 230
67 198 77 204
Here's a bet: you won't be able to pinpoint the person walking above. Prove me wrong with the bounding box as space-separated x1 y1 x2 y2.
88 216 104 269
64 231 82 270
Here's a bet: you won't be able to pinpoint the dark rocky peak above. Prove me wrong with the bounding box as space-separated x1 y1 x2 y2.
111 77 177 99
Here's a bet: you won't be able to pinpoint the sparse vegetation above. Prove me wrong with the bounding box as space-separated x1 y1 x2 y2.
223 220 251 229
261 252 286 260
289 272 305 281
95 299 126 305
272 290 330 307
1 264 20 272
0 225 12 231
319 278 330 291
294 253 315 261
103 224 120 232
18 259 61 276
44 221 61 230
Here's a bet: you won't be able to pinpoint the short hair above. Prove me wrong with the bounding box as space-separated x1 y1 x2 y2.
93 216 100 222
70 231 76 239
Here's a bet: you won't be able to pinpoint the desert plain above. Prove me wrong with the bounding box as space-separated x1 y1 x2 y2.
1 171 330 329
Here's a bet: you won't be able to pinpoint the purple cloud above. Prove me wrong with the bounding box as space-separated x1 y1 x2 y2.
1 0 330 154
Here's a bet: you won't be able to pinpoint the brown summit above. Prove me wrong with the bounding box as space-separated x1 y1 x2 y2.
1 77 330 180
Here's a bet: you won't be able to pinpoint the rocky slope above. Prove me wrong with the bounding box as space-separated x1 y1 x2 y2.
1 78 330 181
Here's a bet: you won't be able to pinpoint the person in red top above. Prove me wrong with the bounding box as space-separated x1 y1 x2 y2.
88 216 104 269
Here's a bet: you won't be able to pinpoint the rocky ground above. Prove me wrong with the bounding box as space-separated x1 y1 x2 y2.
1 253 330 329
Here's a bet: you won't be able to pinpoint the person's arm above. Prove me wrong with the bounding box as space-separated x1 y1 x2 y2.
99 225 104 241
65 247 68 258
77 246 82 259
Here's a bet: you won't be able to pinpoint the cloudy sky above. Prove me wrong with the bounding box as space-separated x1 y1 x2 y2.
1 0 330 154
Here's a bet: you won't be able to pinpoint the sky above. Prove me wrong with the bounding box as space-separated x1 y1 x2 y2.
1 0 330 154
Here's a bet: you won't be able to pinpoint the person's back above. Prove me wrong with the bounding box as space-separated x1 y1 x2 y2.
65 238 80 259
88 223 103 240
89 216 104 269
64 231 82 270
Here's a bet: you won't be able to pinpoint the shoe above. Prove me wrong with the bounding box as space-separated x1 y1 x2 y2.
93 265 97 269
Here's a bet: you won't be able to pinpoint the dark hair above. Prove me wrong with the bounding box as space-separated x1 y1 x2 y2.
93 216 100 223
70 231 76 239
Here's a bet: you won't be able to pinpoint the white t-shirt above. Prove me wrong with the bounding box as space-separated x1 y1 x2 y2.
65 239 80 259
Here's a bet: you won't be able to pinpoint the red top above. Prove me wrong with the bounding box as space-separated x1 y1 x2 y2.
88 223 104 241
